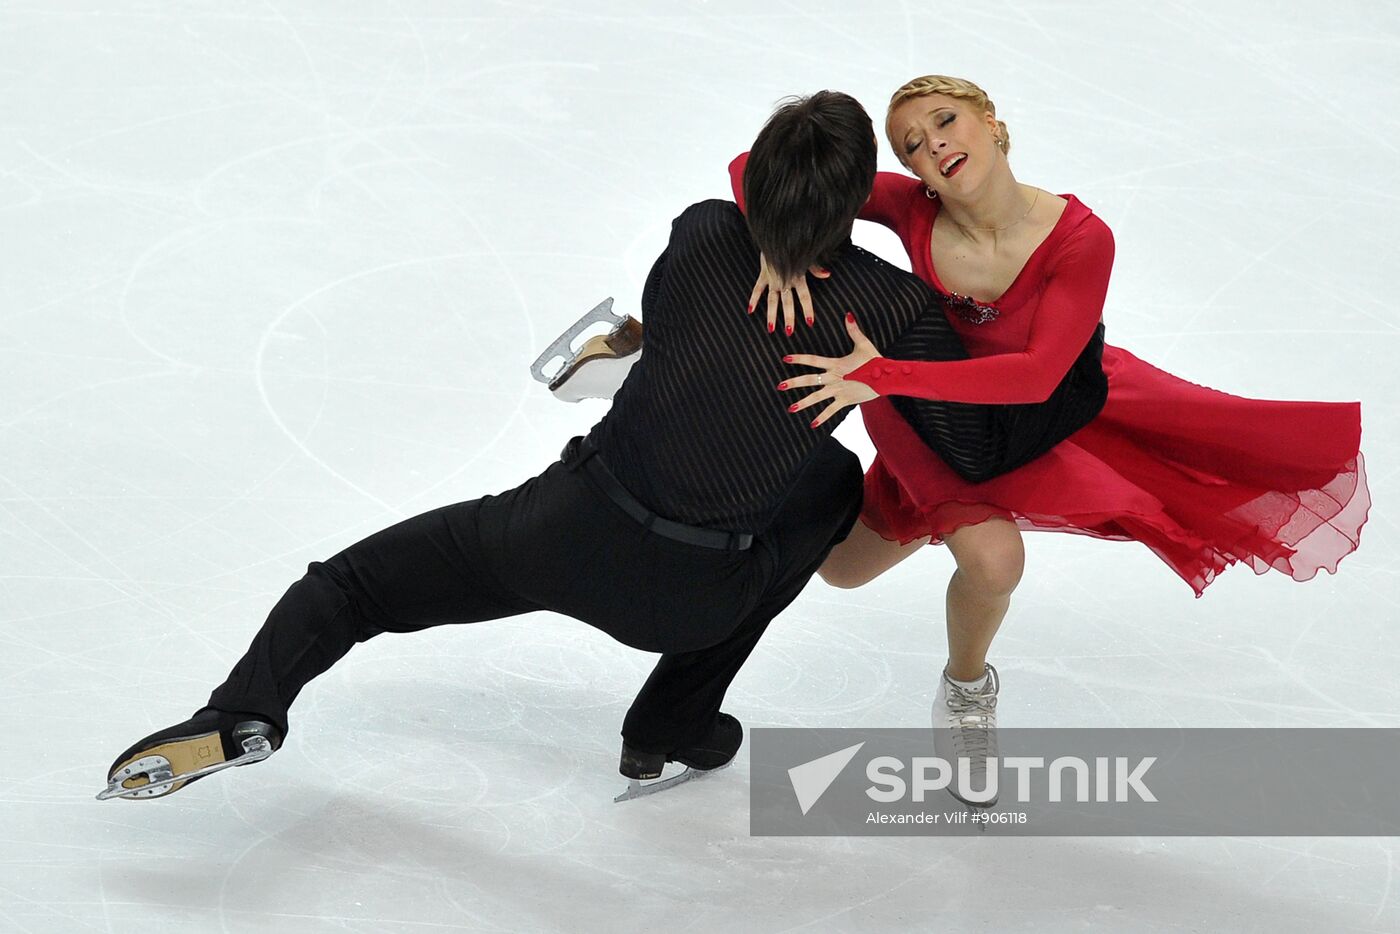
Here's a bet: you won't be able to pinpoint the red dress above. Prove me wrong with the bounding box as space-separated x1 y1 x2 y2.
729 155 1369 596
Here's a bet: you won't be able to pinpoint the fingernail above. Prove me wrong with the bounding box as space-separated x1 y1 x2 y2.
810 418 821 429
846 312 855 324
768 322 774 333
747 304 753 314
788 403 800 413
805 316 814 326
785 325 793 336
777 381 788 390
783 355 794 363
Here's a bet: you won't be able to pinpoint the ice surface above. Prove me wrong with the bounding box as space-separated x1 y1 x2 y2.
1 1 1396 932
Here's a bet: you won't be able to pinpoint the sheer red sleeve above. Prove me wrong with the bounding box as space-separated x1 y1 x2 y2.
857 170 923 235
848 218 1114 403
728 152 750 213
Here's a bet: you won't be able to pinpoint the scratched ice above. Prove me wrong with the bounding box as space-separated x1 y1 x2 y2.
1 2 1396 932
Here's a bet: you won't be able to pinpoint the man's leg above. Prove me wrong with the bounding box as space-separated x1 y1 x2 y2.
102 467 575 799
205 490 547 740
620 438 864 754
103 447 786 800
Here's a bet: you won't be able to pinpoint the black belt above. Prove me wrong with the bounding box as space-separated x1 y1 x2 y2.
562 437 754 552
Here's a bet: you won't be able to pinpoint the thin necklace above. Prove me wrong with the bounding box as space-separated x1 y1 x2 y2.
950 187 1041 232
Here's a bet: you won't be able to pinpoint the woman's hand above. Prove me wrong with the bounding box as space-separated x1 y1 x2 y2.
778 314 883 428
748 252 832 336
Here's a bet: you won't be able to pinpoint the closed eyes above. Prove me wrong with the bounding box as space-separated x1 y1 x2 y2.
903 113 957 155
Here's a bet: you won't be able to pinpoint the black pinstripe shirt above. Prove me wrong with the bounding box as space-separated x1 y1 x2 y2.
585 200 1104 534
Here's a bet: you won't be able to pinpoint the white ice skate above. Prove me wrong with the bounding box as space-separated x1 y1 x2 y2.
529 297 642 403
933 662 1000 829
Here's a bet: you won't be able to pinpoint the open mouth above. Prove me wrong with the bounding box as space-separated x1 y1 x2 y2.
939 153 967 178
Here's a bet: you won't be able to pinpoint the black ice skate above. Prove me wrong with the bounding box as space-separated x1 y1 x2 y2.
529 297 642 403
97 708 282 801
614 712 742 803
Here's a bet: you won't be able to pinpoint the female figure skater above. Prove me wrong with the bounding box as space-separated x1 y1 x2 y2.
730 76 1369 783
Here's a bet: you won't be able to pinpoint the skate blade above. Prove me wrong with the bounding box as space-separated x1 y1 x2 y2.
612 760 732 803
966 801 992 833
947 788 997 831
530 298 639 390
545 316 641 399
96 734 274 801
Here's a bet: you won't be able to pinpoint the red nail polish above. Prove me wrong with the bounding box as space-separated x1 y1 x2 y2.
768 322 774 333
788 403 799 413
785 325 793 335
783 355 793 363
810 418 820 429
778 382 788 390
747 304 753 314
806 317 814 326
845 312 855 324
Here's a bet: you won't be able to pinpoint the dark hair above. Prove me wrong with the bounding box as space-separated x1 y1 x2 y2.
743 91 876 282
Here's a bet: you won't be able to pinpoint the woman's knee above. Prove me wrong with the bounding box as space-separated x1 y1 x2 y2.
817 527 929 590
949 527 1025 597
818 559 873 590
956 549 1024 596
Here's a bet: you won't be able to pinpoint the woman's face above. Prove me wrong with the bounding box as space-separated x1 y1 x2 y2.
889 93 1001 196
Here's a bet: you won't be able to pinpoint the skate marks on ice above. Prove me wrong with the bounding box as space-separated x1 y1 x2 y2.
0 0 1395 932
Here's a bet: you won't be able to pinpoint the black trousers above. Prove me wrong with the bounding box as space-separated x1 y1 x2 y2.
206 437 863 754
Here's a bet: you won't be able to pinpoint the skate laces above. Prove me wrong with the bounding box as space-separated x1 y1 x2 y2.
943 665 1000 761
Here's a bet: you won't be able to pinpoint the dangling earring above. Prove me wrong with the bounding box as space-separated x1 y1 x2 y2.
924 186 939 200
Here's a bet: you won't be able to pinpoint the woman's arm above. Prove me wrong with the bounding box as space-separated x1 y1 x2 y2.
846 220 1114 404
727 152 750 212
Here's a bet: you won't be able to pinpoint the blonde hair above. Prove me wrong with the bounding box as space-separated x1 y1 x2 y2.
886 75 1009 165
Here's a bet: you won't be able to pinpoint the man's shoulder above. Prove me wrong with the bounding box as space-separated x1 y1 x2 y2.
664 200 752 263
837 245 939 304
673 198 746 235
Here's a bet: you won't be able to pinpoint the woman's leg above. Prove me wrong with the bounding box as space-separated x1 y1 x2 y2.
940 517 1024 680
819 514 1024 678
818 518 932 589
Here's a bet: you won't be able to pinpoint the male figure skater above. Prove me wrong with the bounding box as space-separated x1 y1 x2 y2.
100 91 1106 803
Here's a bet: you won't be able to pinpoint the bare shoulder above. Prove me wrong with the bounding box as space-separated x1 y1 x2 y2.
1028 186 1069 227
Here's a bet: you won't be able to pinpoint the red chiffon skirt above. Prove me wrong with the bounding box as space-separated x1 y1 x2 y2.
859 345 1370 597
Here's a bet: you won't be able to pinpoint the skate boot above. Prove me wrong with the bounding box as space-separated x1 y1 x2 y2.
932 662 1000 821
614 712 742 802
529 297 643 402
97 707 282 801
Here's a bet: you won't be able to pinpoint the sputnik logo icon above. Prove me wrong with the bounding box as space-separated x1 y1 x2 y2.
787 742 865 815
